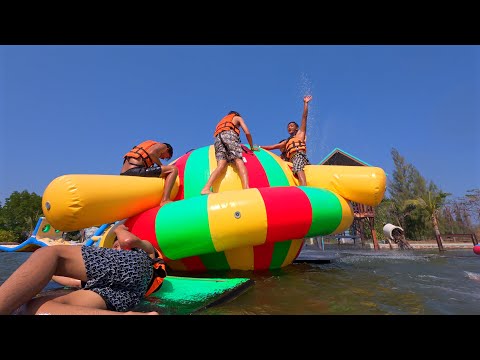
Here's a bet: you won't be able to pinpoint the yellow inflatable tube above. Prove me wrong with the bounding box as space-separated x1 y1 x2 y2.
42 174 179 231
304 165 386 207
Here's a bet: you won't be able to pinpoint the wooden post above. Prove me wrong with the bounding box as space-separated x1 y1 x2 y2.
472 234 478 245
369 219 380 250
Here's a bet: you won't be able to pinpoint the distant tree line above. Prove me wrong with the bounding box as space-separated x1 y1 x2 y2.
0 191 43 242
0 191 81 243
372 148 480 242
1 148 479 243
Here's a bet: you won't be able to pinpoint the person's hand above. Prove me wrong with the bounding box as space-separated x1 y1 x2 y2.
304 95 312 103
252 144 260 151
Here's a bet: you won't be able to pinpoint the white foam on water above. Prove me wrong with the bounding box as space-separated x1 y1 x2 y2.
465 271 480 281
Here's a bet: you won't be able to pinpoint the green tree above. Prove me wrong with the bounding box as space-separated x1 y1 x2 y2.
404 182 450 251
0 191 43 241
388 148 428 238
0 229 17 243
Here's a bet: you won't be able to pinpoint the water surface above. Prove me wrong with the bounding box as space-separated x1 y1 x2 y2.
1 246 479 315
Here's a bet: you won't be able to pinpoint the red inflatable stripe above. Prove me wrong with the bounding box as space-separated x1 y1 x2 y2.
124 206 166 257
253 241 275 270
258 187 312 243
242 147 270 188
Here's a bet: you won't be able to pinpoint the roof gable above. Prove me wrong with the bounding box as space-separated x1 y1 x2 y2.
319 148 372 166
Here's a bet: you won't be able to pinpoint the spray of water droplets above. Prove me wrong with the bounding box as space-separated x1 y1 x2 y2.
297 72 328 163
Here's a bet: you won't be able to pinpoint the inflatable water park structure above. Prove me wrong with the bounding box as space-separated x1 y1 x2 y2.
36 145 387 272
0 217 76 252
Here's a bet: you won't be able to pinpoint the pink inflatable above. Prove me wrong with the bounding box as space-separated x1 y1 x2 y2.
473 244 480 256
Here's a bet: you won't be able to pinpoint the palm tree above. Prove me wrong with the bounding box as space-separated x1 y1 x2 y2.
404 182 450 252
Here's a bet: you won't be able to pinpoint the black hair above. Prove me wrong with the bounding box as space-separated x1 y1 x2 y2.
228 111 241 116
164 143 173 160
288 121 299 128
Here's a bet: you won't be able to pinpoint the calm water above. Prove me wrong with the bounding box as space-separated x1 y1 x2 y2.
1 245 479 315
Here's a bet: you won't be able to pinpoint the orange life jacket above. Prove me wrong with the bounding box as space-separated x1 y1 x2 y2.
213 113 240 137
124 140 159 168
144 248 167 297
285 136 307 160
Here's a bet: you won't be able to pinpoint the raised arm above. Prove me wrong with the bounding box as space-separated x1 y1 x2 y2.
296 95 312 141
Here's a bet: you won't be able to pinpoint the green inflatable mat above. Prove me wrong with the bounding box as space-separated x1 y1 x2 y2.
39 275 254 315
135 276 254 314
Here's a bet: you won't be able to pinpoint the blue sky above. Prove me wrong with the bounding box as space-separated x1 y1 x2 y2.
1 45 479 204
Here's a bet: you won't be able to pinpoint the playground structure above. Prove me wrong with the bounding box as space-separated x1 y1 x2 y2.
41 145 387 272
0 217 77 252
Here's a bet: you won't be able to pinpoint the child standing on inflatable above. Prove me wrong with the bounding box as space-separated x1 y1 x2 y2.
260 95 313 186
120 140 178 208
200 111 259 195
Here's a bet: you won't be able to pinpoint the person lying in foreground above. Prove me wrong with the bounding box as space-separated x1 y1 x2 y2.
0 224 163 315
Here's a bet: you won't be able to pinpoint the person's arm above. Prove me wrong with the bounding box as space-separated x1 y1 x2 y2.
260 141 286 151
296 95 312 140
235 116 259 151
114 224 156 257
148 144 165 168
52 275 82 288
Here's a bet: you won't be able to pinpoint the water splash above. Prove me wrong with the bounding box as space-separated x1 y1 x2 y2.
297 72 328 163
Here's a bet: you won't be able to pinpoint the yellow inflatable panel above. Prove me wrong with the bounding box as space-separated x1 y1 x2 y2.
42 174 178 231
304 165 386 206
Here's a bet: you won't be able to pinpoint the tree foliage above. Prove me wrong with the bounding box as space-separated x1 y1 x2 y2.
404 182 450 250
0 191 43 241
379 148 478 241
387 148 431 239
0 229 17 243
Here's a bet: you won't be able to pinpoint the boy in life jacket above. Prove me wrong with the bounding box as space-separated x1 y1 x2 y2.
1 224 165 315
200 111 259 195
259 95 312 186
120 140 178 208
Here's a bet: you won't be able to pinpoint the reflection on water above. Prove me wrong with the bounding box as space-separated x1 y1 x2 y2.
1 247 479 315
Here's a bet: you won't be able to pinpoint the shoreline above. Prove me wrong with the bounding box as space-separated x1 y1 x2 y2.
305 238 475 251
369 241 474 250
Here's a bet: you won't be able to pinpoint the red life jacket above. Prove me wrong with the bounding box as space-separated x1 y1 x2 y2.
213 113 240 137
144 248 167 297
124 140 159 168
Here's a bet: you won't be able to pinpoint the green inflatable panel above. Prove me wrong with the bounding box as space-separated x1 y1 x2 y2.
136 276 254 315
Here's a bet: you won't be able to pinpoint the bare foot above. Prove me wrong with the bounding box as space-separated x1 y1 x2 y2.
159 200 173 208
200 189 212 195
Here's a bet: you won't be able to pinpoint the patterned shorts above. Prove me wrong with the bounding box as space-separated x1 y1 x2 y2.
291 151 310 174
214 130 243 163
81 246 153 312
